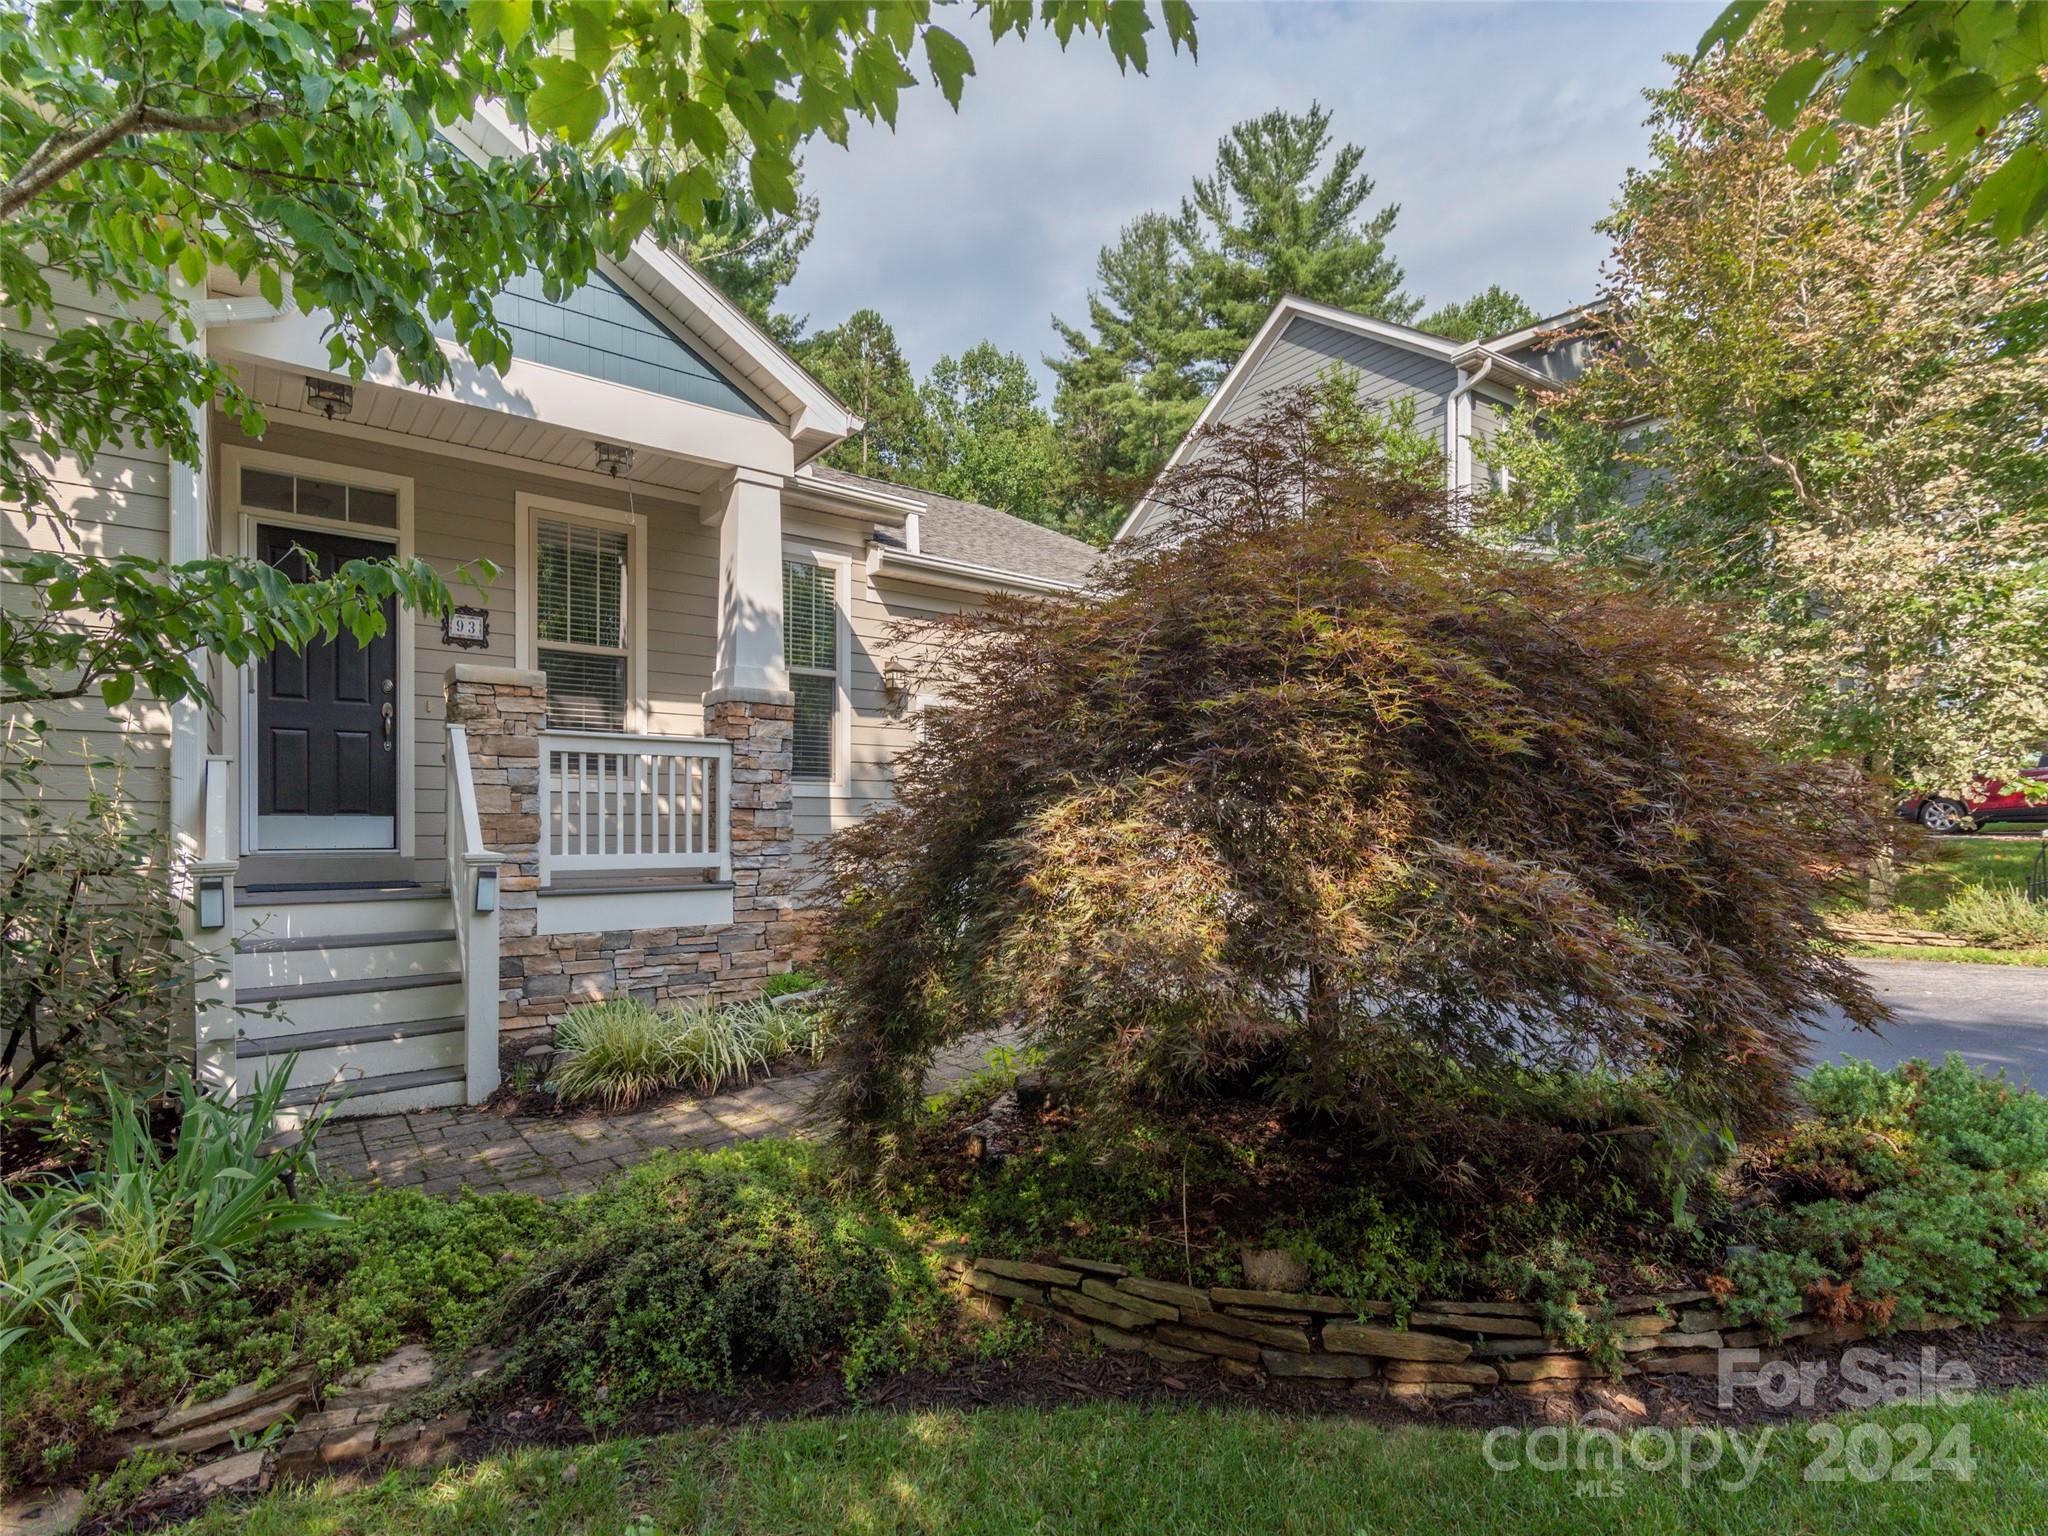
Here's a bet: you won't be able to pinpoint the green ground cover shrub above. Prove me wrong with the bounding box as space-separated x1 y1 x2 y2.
899 1064 1708 1310
0 1182 563 1490
1723 1056 2048 1333
761 969 822 999
487 1139 950 1422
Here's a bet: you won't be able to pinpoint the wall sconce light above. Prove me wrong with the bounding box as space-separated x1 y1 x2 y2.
882 661 912 713
473 867 499 916
197 875 226 931
594 441 635 478
304 377 354 420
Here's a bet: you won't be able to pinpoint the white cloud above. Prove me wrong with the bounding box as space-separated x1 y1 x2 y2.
779 0 1717 389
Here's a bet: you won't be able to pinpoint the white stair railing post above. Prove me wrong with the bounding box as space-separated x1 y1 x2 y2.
190 754 240 1098
444 723 503 1104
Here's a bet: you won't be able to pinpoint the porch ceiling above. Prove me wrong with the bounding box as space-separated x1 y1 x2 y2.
230 360 731 501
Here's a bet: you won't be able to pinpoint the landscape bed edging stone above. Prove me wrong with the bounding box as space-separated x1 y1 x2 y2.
956 1251 2048 1402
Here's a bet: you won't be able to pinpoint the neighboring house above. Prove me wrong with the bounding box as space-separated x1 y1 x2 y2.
2 114 1096 1120
1116 295 1600 545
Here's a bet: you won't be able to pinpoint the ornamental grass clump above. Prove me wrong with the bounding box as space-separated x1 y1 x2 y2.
818 388 1887 1168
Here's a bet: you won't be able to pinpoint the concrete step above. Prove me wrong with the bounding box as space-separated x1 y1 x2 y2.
234 932 461 991
268 1064 468 1126
238 973 465 1032
240 1024 466 1096
233 889 453 942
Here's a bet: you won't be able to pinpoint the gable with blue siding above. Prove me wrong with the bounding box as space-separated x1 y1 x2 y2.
442 269 770 420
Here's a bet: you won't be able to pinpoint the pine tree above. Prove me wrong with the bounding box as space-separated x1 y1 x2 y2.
1048 212 1215 503
1182 104 1417 345
1050 104 1416 513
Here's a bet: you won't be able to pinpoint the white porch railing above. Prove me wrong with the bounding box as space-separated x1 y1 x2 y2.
538 730 732 884
444 724 503 1103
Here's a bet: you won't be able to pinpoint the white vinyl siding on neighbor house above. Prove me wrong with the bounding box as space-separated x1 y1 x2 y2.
1218 316 1461 448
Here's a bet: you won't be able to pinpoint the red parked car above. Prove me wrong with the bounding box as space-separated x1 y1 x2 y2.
1897 753 2048 834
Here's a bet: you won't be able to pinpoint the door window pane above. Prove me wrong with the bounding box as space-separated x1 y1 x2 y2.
295 478 347 520
349 487 399 527
242 468 295 512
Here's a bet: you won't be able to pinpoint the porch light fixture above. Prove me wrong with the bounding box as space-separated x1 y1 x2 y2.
881 661 912 713
196 875 227 931
594 441 635 478
304 376 354 419
473 866 499 916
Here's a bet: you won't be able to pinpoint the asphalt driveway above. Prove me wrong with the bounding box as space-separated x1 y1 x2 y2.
1804 958 2048 1084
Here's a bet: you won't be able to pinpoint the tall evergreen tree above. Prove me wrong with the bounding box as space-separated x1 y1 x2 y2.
1420 285 1538 343
796 310 924 477
1182 103 1417 344
1051 104 1415 514
1047 212 1214 501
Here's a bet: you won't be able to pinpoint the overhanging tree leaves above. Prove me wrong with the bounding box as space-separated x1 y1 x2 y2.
819 389 1885 1168
1704 1 2048 242
1 0 1194 715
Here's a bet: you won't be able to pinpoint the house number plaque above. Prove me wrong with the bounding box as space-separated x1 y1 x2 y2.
443 605 490 649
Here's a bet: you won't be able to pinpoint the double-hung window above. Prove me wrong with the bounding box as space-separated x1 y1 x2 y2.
534 515 631 731
783 558 839 785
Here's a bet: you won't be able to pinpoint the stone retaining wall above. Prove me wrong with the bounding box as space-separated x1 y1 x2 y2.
959 1254 2048 1401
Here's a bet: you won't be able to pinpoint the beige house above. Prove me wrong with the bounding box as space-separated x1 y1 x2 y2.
4 117 1097 1120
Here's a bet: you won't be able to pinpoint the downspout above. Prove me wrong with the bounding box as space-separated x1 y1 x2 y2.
1446 352 1496 497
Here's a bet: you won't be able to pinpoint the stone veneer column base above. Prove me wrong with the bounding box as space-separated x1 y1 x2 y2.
444 668 800 1039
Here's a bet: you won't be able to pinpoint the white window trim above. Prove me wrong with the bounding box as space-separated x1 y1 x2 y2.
222 444 417 861
783 543 852 798
515 491 649 732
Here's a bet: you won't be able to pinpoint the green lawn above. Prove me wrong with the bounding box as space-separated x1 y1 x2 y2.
169 1391 2048 1535
1892 837 2042 916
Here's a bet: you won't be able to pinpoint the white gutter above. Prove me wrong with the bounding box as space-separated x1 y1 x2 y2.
865 542 1087 599
1446 352 1497 495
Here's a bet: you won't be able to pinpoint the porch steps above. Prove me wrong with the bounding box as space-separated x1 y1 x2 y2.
230 885 472 1121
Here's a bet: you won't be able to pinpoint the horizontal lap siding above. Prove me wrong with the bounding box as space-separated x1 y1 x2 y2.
1219 318 1458 446
3 275 173 839
210 416 716 879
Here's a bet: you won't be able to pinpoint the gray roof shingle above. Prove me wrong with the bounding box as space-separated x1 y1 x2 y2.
807 466 1100 589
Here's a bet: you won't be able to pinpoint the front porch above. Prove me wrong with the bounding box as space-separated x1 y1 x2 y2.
173 304 869 1118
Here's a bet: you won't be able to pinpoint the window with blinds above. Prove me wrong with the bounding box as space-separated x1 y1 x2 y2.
784 559 838 782
535 517 629 730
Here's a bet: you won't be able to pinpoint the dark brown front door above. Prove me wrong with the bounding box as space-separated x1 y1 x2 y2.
254 524 398 848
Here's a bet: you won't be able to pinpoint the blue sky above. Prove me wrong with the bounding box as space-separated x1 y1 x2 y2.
779 0 1718 389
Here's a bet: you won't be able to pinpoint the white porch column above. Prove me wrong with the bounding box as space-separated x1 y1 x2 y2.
707 467 790 704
